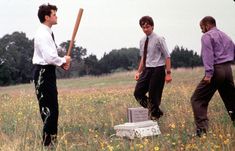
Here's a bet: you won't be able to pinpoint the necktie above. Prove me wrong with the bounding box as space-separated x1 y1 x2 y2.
51 32 55 42
143 37 149 67
51 32 57 48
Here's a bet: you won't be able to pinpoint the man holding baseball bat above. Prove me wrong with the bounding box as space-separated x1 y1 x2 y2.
32 3 71 146
134 16 172 120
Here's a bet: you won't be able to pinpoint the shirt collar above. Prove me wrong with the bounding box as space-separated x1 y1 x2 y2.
41 24 53 34
210 27 218 32
147 32 154 39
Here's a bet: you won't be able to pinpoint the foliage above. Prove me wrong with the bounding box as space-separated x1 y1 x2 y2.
98 48 140 74
171 45 202 68
0 32 34 86
56 40 87 78
81 54 100 75
0 32 204 86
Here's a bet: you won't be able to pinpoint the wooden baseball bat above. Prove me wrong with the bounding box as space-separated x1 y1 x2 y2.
67 8 84 56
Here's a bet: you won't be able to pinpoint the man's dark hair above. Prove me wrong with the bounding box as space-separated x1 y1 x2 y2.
139 16 154 27
201 16 216 26
38 3 57 23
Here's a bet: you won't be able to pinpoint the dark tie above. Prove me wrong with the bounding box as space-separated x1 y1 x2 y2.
51 32 55 42
143 37 149 67
51 32 57 48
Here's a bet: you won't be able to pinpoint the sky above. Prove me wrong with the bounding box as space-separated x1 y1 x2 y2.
1 0 235 59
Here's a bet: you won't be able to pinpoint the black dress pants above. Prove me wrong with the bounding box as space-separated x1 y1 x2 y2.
34 65 58 146
134 66 165 115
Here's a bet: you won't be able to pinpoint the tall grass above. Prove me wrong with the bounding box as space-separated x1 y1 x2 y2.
0 67 235 150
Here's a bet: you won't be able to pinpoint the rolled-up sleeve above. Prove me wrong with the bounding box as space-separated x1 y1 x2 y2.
159 37 170 59
139 40 144 57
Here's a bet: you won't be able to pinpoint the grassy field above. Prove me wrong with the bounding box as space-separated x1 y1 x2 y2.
0 67 235 151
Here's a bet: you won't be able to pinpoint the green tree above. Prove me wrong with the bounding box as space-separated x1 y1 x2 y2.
56 40 87 78
171 46 202 68
0 32 34 85
99 48 140 73
81 54 100 75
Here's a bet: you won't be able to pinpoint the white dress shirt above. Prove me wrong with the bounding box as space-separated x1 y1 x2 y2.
139 32 170 67
32 24 66 66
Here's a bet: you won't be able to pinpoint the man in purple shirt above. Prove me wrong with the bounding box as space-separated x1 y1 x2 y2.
191 16 235 137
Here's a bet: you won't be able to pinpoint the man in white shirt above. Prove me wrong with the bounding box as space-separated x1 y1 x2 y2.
32 3 71 147
134 16 172 120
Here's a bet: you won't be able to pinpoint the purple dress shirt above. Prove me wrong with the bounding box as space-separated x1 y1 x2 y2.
201 27 235 77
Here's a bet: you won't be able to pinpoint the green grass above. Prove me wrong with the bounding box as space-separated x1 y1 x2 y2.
0 67 235 151
58 71 136 89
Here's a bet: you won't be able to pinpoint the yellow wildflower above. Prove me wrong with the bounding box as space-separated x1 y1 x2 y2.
154 146 160 151
224 139 229 145
169 123 176 129
107 145 113 151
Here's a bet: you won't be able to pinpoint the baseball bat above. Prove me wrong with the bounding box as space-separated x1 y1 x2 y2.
67 8 84 56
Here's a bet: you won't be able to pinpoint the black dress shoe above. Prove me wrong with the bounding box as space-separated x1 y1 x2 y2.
43 134 57 147
196 128 206 137
150 109 163 120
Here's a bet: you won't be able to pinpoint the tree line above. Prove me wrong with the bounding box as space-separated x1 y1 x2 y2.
0 32 202 86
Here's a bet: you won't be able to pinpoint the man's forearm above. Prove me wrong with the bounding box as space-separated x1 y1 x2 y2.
165 57 171 73
137 57 144 73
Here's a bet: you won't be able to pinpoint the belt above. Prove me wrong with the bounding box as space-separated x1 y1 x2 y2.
34 64 56 70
